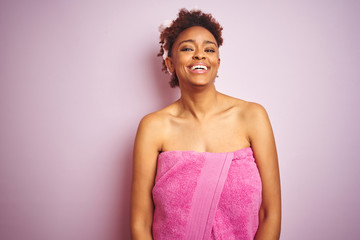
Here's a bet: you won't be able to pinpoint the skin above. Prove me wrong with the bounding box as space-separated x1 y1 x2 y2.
130 26 281 239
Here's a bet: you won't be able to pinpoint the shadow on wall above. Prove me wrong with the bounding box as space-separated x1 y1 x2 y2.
116 145 133 240
115 49 179 240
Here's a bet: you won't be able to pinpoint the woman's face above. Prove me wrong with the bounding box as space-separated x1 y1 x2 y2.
166 26 220 87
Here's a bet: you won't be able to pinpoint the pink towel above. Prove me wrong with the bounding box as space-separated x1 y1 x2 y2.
152 147 262 240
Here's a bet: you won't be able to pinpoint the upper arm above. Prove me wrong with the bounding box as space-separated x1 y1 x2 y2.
130 114 163 232
246 103 281 219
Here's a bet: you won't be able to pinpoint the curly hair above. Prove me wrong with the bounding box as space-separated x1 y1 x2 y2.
158 8 223 88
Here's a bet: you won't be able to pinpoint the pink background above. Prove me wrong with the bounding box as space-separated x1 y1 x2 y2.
1 0 359 239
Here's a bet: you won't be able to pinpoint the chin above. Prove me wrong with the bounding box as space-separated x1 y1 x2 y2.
179 75 216 87
190 80 214 87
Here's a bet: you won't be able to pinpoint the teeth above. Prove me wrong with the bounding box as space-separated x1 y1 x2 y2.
191 65 208 70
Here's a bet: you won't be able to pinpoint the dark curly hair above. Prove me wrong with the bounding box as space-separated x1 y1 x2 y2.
158 8 223 88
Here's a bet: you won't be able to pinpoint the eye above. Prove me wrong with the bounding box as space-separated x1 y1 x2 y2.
180 47 193 52
205 49 215 53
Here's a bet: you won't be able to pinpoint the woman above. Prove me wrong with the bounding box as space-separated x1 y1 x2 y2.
131 8 281 240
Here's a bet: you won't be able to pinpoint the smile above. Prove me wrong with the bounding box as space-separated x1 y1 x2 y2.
188 63 210 73
190 65 208 70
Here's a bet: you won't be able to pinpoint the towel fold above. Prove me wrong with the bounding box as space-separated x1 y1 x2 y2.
152 147 262 240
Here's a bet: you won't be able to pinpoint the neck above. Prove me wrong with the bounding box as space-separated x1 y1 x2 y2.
178 84 219 120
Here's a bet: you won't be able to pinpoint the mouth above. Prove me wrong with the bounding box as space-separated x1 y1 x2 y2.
188 63 210 73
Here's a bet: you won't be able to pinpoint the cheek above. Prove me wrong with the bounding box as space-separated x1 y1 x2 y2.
174 57 189 70
212 58 220 68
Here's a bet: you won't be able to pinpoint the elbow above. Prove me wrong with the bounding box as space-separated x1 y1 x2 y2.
131 225 152 240
130 222 153 240
258 206 281 238
259 206 281 222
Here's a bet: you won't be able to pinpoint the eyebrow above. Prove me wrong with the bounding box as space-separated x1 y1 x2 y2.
177 39 217 47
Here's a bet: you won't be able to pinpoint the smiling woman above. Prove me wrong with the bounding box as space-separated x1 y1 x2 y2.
165 26 220 88
158 8 223 88
130 8 281 240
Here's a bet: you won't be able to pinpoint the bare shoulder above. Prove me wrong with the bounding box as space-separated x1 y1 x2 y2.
138 103 176 131
138 111 165 132
240 101 274 145
239 101 271 135
220 93 268 120
243 101 269 121
136 102 177 151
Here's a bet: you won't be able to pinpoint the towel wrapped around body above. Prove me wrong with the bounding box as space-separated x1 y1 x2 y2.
152 147 262 240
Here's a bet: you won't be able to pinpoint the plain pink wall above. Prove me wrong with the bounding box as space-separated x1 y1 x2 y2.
1 0 359 239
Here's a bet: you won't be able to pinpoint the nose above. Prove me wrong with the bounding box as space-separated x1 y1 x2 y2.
192 49 205 60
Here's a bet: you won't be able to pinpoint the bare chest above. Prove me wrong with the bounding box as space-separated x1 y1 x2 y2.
161 117 249 152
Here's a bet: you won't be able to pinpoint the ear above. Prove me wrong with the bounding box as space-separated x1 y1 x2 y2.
218 58 221 66
165 57 175 74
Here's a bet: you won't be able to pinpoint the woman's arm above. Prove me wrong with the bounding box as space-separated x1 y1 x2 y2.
247 103 281 240
130 114 162 240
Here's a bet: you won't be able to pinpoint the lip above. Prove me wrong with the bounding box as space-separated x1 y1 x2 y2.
187 62 210 74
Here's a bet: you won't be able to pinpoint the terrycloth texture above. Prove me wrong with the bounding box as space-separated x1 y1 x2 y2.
152 147 262 240
185 152 234 239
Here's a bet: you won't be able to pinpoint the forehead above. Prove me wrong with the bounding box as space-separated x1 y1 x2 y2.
175 26 217 45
